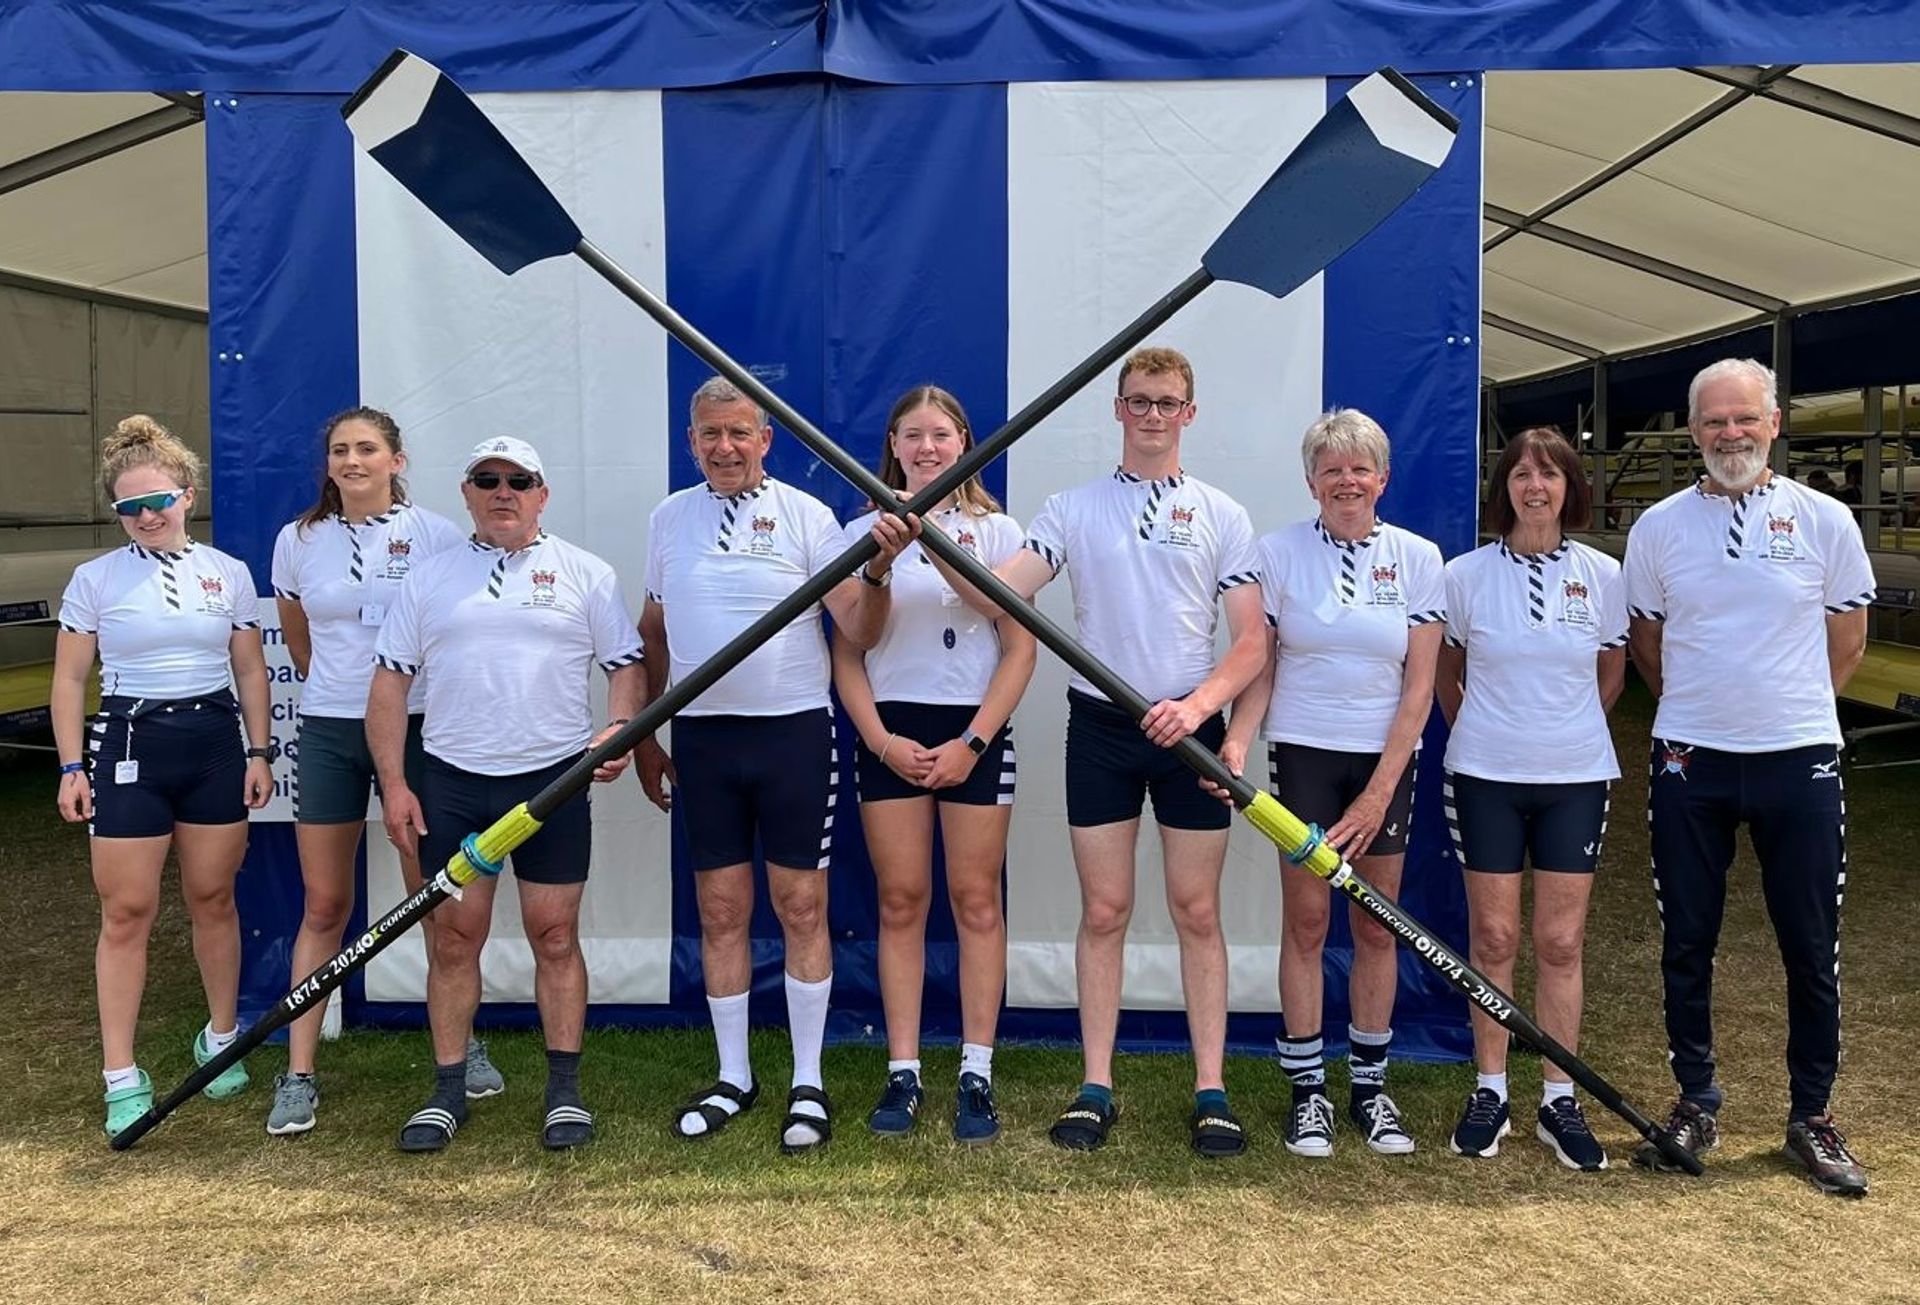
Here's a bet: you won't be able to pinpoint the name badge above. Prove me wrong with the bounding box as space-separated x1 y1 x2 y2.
939 585 962 608
360 604 387 626
115 759 140 785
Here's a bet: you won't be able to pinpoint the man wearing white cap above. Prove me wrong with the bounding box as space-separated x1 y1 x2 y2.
370 436 646 1153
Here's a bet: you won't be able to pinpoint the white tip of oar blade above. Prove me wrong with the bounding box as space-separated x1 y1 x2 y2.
1347 71 1456 170
343 50 441 152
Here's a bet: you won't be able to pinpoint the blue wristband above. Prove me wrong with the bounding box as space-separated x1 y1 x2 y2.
58 761 85 775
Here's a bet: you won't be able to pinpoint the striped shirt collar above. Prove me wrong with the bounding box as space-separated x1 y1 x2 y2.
707 477 772 504
1498 539 1570 566
1313 518 1382 551
128 540 195 562
333 503 403 528
467 529 547 556
1691 472 1775 504
1112 466 1184 489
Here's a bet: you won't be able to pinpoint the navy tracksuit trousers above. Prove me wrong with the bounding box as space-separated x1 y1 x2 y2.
1647 738 1847 1121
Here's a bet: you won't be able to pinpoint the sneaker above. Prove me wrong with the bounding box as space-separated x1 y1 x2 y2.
1784 1115 1868 1197
1352 1092 1416 1155
103 1069 154 1140
1536 1097 1608 1171
1449 1088 1512 1157
465 1037 504 1100
266 1072 318 1136
1285 1092 1335 1158
193 1027 250 1100
866 1070 923 1136
953 1072 1001 1145
1632 1098 1719 1172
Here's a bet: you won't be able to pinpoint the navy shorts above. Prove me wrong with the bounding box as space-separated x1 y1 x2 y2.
1443 771 1610 873
855 701 1015 807
295 713 427 824
1268 741 1417 857
1064 689 1228 831
674 709 838 871
88 692 246 838
418 751 592 886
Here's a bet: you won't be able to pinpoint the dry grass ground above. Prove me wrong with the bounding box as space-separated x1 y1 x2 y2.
1 687 1916 1304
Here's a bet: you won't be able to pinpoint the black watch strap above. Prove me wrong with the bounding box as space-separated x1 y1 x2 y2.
245 744 279 764
961 729 988 756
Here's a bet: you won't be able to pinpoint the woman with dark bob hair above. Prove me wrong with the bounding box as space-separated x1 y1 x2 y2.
1436 426 1626 1171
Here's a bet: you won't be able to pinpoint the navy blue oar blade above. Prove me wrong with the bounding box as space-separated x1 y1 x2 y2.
343 49 581 275
1204 68 1458 299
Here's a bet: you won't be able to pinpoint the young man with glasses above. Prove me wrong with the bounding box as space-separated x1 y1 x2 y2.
369 436 646 1154
972 346 1266 1156
639 376 915 1156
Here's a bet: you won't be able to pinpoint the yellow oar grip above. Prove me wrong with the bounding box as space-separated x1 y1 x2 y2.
445 802 543 887
1243 790 1344 881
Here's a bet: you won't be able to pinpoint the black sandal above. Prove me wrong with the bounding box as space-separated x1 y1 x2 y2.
673 1080 759 1140
779 1084 833 1156
1189 1102 1248 1158
1048 1093 1119 1151
543 1103 596 1151
396 1104 462 1153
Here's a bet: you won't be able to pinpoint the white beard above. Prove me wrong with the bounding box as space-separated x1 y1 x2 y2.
1703 443 1767 492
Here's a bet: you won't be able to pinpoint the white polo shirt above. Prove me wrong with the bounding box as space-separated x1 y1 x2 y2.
59 541 261 700
1624 475 1877 752
841 504 1024 705
1260 518 1445 753
374 531 642 774
645 477 844 717
270 504 465 718
1443 540 1625 783
1023 469 1260 705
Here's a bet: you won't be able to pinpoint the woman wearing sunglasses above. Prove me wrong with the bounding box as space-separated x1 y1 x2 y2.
831 386 1035 1144
262 407 467 1137
52 415 276 1139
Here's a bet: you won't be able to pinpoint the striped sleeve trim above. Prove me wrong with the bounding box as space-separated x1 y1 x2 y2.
1628 605 1665 622
1443 633 1466 649
645 589 662 604
1600 634 1628 650
1022 539 1062 571
375 654 419 675
231 619 262 631
273 586 301 600
1216 570 1260 594
1825 589 1877 614
1264 612 1277 629
1407 609 1446 627
598 648 645 671
58 622 95 635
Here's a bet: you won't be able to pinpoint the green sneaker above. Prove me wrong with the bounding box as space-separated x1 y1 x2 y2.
104 1070 154 1140
193 1027 250 1100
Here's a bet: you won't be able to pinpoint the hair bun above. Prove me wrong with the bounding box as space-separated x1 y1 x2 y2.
102 414 172 457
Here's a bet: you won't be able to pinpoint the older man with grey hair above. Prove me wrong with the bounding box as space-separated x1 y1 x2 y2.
1623 356 1876 1195
637 376 915 1155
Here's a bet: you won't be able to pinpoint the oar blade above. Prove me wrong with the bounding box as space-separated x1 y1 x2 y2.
1203 68 1458 300
342 49 582 274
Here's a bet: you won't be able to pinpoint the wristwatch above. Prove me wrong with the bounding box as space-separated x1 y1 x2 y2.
859 563 892 588
961 729 989 756
245 743 280 764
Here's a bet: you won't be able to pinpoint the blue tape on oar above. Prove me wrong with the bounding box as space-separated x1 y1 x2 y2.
1285 823 1326 866
460 832 505 878
343 50 581 275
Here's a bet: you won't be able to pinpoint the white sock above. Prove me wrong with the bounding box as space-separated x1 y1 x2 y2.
103 1065 143 1092
783 972 832 1147
960 1042 994 1083
1543 1078 1575 1106
1477 1071 1509 1103
204 1021 238 1052
678 990 752 1138
887 1058 921 1084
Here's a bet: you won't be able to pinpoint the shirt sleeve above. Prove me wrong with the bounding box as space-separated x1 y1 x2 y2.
1819 504 1879 613
373 567 425 676
1622 520 1666 621
1021 493 1068 574
57 562 98 634
1258 534 1283 630
1443 557 1470 649
227 557 262 630
643 502 667 604
982 513 1024 568
270 523 300 600
1214 499 1261 594
586 564 644 671
1596 554 1628 650
1405 536 1447 627
803 498 847 573
425 508 468 555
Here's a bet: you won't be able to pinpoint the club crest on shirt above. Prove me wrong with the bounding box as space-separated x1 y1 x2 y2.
955 528 978 554
1162 504 1198 548
383 536 413 581
747 514 779 557
1370 562 1403 607
1561 578 1593 628
197 573 232 615
1765 512 1799 561
527 568 558 608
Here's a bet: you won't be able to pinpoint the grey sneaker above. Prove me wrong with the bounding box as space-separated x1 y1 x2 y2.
266 1072 317 1135
465 1037 505 1100
1784 1115 1868 1197
1632 1098 1719 1172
